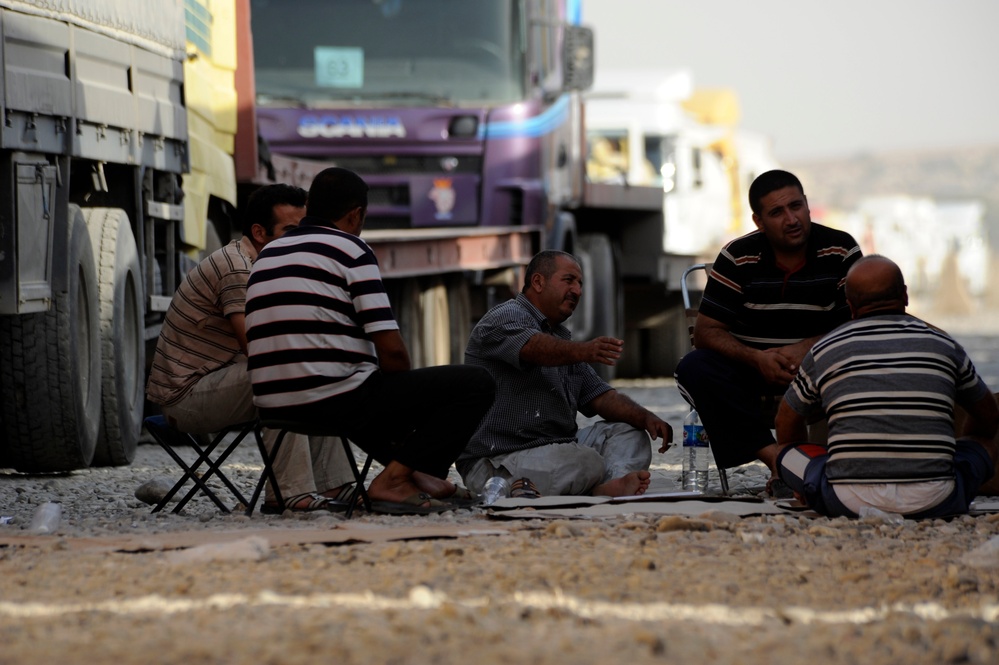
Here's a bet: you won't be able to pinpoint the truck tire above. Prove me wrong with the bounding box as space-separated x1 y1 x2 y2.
646 302 689 378
447 275 471 364
391 280 425 368
85 208 145 466
0 205 102 471
420 278 450 367
577 233 622 381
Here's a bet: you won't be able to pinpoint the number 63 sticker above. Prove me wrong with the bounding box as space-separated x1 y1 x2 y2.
315 47 364 88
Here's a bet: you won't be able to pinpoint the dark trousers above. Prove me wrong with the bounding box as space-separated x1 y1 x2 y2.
674 348 782 468
261 365 496 479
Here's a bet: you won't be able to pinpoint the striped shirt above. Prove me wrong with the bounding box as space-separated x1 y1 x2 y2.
244 220 398 410
456 294 611 471
699 223 861 349
784 313 990 483
146 238 256 407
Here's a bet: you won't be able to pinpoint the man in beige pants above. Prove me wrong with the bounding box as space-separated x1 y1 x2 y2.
146 184 355 512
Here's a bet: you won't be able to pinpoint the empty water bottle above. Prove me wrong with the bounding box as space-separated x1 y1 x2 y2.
29 502 62 534
682 409 710 493
481 477 510 506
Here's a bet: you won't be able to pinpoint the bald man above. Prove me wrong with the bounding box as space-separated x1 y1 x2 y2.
774 254 999 518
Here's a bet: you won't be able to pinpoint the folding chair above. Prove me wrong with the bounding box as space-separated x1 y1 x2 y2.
246 421 373 519
680 263 731 494
143 415 262 514
680 263 828 496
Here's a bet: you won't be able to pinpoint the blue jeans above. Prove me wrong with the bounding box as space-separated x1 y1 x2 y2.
777 439 995 518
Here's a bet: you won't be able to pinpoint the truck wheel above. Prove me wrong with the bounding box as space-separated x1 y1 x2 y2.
447 276 471 364
0 205 102 471
646 302 689 378
420 278 450 367
85 208 145 466
392 280 425 368
577 233 622 381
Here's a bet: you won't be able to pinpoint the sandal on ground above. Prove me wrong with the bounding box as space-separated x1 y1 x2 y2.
322 482 358 504
766 477 794 499
261 491 350 514
369 492 452 515
443 485 481 507
510 477 541 499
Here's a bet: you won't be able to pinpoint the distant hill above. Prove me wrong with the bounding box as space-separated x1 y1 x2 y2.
787 145 999 246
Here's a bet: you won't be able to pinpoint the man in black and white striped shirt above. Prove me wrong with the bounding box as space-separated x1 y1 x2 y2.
675 170 862 496
245 168 495 515
776 255 998 518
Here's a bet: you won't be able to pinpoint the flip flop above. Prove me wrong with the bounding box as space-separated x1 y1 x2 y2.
261 491 350 514
510 478 541 499
443 485 481 507
369 492 453 515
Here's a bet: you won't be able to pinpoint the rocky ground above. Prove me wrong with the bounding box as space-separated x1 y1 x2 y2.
2 316 999 664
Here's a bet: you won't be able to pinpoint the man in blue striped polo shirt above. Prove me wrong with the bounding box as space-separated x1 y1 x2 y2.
776 255 998 517
675 170 862 496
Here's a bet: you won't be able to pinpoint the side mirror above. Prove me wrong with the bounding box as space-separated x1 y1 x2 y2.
563 25 594 91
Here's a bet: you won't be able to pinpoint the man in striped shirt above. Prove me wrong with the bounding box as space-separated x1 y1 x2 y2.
776 255 998 517
146 184 357 513
245 168 495 514
674 170 862 496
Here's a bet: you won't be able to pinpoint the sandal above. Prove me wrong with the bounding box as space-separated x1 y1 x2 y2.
368 492 452 515
443 485 481 507
510 477 541 499
261 491 351 514
322 482 358 504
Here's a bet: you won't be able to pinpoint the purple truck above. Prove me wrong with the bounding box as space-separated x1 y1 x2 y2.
243 0 690 378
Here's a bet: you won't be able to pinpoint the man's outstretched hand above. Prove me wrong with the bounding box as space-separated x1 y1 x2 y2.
580 336 624 366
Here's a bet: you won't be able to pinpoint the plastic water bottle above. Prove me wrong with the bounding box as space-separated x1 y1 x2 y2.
682 409 710 493
481 477 510 506
29 502 62 534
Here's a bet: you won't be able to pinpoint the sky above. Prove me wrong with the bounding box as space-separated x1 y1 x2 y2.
582 0 999 162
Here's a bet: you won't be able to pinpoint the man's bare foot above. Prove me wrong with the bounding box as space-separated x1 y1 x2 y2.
412 471 456 499
592 470 651 497
366 462 433 505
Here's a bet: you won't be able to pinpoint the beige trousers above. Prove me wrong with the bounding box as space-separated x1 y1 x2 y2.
160 359 354 502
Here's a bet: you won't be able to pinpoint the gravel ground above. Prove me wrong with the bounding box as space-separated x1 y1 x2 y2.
2 315 999 664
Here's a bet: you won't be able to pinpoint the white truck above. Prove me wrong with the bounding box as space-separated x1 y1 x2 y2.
583 68 779 375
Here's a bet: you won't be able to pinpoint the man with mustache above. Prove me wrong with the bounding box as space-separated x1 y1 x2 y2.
457 250 672 498
674 170 862 497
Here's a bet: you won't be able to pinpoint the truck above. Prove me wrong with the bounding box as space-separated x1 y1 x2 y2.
0 0 767 473
241 0 777 378
0 0 243 472
583 68 779 373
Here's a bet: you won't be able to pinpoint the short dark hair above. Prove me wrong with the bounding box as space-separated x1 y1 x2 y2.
748 169 804 215
243 183 307 234
306 167 369 223
522 250 579 293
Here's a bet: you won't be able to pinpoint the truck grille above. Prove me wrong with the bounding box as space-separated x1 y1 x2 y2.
331 155 482 175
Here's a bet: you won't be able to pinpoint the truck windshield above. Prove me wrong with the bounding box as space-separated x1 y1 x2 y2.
250 0 525 107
